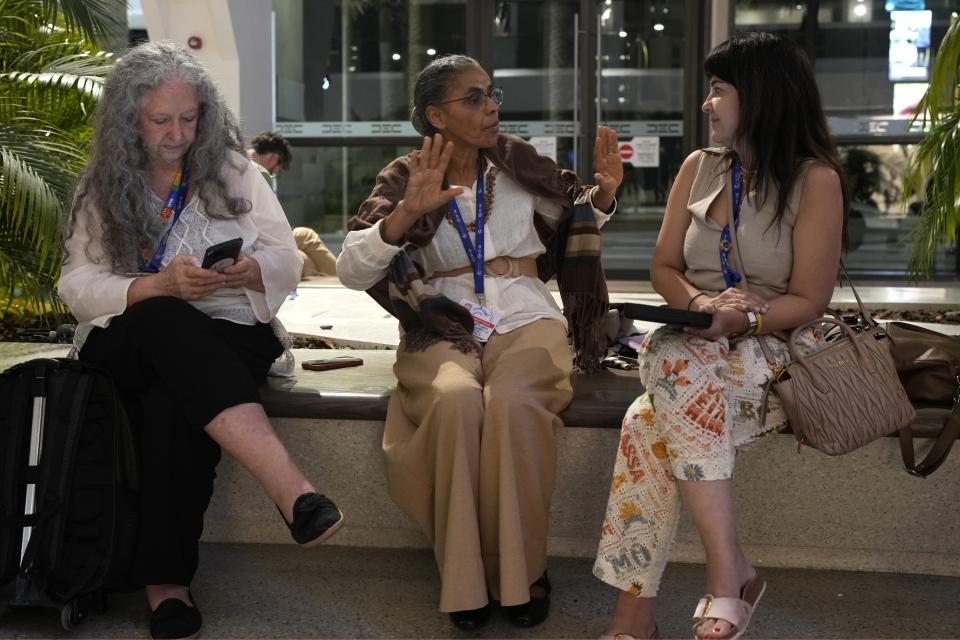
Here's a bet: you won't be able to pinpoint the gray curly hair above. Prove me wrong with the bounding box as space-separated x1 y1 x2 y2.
65 41 249 273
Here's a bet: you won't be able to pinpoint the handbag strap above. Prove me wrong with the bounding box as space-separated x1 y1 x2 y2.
898 405 960 478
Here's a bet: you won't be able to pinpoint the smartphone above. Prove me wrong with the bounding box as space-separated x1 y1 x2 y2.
621 303 713 328
301 356 364 371
201 237 243 271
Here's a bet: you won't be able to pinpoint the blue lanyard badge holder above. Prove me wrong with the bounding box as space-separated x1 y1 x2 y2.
447 166 501 342
719 161 744 289
139 160 191 273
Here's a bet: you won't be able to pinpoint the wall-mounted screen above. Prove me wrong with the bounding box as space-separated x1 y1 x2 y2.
889 10 932 82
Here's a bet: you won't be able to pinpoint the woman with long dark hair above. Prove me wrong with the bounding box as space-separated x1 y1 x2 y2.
593 32 848 640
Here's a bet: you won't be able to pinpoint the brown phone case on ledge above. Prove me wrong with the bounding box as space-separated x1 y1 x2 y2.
301 356 364 371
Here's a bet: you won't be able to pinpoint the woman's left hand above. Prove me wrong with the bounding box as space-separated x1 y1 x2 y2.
683 305 747 341
222 254 265 292
593 125 624 208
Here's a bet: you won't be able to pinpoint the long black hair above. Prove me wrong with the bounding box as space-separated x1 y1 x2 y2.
704 32 849 248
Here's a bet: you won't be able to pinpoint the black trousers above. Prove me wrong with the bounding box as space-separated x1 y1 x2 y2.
79 296 282 586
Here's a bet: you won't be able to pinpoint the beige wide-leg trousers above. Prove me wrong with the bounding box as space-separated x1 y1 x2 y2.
383 319 573 612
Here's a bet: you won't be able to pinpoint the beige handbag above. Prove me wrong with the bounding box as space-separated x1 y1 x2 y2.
763 308 916 455
726 211 915 455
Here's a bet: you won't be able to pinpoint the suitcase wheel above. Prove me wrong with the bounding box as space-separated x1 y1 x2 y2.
60 600 84 630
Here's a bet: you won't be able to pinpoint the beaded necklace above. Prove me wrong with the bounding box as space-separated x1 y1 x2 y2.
445 165 497 232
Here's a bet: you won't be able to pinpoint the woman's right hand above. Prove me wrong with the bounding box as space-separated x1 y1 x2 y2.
684 305 748 341
697 287 769 314
157 254 226 300
381 134 464 243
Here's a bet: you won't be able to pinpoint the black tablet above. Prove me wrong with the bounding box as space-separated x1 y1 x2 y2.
621 303 713 328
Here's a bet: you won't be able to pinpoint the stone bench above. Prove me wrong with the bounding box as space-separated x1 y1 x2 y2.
263 349 953 439
4 343 960 578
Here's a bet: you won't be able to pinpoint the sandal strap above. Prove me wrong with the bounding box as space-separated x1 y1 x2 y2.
692 594 751 630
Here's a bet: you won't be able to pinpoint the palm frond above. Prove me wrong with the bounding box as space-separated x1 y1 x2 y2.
903 15 960 279
0 107 89 190
0 142 68 272
41 0 123 49
0 227 66 316
2 52 111 100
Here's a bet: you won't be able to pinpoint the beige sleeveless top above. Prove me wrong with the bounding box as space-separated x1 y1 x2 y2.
684 148 811 300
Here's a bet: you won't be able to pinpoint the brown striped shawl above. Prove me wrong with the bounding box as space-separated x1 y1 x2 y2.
347 134 608 372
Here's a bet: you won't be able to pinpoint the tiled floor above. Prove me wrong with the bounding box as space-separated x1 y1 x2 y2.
2 544 958 639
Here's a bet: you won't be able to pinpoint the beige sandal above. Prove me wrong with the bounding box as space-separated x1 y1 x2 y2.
691 573 766 640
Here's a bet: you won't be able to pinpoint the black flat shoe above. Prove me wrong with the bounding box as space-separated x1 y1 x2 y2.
283 492 344 546
449 602 492 631
149 598 202 640
505 571 551 628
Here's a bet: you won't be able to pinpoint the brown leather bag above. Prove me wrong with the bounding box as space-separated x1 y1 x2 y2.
767 313 916 455
726 211 916 456
884 321 960 476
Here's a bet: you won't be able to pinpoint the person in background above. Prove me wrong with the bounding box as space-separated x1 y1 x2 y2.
60 42 344 640
338 54 621 632
246 130 292 184
593 32 847 640
247 130 338 278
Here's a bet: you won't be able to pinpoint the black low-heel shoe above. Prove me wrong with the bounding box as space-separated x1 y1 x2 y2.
505 571 551 628
149 598 202 640
283 492 344 546
449 602 492 631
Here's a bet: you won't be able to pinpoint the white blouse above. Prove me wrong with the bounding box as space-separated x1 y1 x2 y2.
337 160 614 335
59 152 302 349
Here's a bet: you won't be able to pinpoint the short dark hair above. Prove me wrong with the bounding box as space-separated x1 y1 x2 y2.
704 31 849 248
410 54 479 136
250 130 292 171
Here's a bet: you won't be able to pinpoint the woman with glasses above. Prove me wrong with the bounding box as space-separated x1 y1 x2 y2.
337 54 621 631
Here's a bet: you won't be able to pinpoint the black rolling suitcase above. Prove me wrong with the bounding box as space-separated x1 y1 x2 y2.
0 358 139 630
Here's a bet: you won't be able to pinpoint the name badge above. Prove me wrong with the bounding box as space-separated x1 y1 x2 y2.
460 299 501 342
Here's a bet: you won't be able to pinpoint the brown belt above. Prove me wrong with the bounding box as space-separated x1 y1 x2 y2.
430 255 538 281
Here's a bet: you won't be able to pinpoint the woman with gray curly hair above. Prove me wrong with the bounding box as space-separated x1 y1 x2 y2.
59 41 343 640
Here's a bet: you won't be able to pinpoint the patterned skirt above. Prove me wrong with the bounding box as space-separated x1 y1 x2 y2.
592 326 820 596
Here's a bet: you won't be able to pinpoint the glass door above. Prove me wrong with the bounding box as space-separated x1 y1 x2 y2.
493 1 691 276
596 0 689 276
493 0 580 170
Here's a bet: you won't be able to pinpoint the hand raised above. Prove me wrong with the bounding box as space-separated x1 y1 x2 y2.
402 133 465 217
593 125 624 200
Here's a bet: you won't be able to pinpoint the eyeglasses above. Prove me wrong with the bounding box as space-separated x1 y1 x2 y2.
440 86 504 110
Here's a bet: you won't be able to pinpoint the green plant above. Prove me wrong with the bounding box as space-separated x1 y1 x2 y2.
903 15 960 279
0 0 118 319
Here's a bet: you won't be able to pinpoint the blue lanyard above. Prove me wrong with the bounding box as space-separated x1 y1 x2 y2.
446 163 486 305
719 161 743 289
139 159 191 273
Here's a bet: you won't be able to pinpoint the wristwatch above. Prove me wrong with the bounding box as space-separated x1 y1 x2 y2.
743 311 759 335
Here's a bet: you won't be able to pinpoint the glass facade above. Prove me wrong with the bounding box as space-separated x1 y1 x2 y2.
735 0 960 276
272 0 960 278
